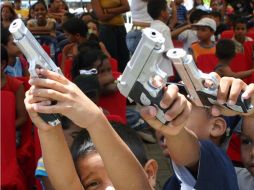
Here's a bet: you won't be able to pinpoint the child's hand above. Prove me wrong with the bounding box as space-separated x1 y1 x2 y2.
140 84 192 136
25 69 104 130
211 77 254 116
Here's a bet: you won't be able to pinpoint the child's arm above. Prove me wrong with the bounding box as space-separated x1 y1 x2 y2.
217 66 254 79
140 84 199 169
168 1 177 30
25 69 152 190
171 24 192 39
27 20 56 36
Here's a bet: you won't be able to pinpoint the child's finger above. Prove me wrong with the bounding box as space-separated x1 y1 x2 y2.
170 101 192 127
164 94 187 122
29 77 69 94
36 68 69 85
29 88 68 102
140 106 166 132
160 84 179 109
242 83 254 100
228 78 246 105
217 77 233 104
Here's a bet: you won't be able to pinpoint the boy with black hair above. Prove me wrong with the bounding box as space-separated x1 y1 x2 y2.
232 18 253 54
214 39 254 79
208 11 230 39
61 18 88 70
189 17 217 62
147 0 174 51
71 122 158 189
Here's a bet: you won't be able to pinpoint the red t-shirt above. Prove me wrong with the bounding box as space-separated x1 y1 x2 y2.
1 75 24 94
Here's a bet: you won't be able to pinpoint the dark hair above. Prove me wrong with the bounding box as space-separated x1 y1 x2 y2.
189 9 207 24
1 28 11 46
233 18 247 29
216 39 236 61
80 12 97 22
71 129 97 163
1 3 17 22
71 49 106 79
33 1 48 11
1 45 8 64
62 18 88 37
63 12 75 20
73 74 100 102
71 122 148 167
209 11 222 21
111 122 149 167
147 0 167 19
77 40 100 53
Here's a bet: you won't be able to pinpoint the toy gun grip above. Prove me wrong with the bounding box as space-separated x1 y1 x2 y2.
128 81 169 124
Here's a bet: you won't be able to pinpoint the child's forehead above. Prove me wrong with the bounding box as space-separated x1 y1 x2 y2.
242 116 254 130
235 23 246 28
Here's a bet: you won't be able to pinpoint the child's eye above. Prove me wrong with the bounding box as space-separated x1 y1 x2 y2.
241 138 252 145
85 181 100 190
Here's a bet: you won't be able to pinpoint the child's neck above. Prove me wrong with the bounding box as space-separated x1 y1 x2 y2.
8 56 16 66
158 16 167 25
200 39 213 47
218 59 230 65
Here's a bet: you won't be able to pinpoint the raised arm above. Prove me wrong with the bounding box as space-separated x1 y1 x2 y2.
140 84 199 169
216 66 254 79
25 69 152 190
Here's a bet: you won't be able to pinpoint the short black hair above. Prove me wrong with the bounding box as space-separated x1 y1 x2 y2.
71 49 106 79
147 0 167 19
71 122 149 167
63 12 75 19
73 74 100 102
209 11 222 21
216 39 236 60
62 18 88 37
1 28 11 46
233 18 247 29
111 122 148 167
189 9 208 24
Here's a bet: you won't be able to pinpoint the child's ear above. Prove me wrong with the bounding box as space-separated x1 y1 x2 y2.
144 159 158 188
209 117 227 138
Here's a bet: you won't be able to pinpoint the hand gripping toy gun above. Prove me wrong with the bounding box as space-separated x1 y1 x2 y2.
9 19 62 127
117 28 253 124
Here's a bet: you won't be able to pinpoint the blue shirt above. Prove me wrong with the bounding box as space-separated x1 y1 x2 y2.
163 140 239 190
4 57 23 77
176 5 187 24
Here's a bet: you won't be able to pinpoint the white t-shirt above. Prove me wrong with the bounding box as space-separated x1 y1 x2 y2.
150 20 174 51
130 0 153 23
235 167 254 190
178 29 198 52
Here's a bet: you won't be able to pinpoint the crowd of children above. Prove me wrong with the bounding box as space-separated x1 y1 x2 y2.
1 0 254 189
